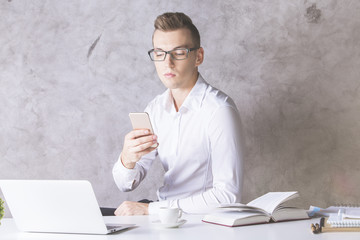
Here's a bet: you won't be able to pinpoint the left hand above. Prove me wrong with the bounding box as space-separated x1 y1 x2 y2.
114 201 149 216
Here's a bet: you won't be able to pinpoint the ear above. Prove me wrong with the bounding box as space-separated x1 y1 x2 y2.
195 47 204 67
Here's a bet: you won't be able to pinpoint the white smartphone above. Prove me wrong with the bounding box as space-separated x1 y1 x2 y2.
129 112 157 148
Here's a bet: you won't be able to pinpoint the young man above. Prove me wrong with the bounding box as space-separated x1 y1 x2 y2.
113 12 244 215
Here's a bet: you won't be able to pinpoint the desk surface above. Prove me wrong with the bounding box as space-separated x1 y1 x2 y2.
0 215 359 240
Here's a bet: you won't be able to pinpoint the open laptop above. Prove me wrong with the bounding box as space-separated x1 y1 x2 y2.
0 180 134 234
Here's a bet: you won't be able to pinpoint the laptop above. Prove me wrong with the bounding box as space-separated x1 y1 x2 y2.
0 180 134 234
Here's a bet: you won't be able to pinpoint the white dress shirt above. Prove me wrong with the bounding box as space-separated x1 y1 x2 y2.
113 74 244 214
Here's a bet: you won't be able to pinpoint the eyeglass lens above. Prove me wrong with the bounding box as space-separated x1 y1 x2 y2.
150 49 188 61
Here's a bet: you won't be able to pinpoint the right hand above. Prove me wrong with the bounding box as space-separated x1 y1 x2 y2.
121 129 158 169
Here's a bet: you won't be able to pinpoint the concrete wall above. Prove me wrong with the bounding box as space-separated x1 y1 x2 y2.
1 0 359 217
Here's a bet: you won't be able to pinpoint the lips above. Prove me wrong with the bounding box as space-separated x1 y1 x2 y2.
164 73 176 78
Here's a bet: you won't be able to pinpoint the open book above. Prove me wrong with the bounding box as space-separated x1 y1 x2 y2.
202 192 309 227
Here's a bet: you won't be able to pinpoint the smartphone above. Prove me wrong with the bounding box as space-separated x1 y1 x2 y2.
129 112 157 148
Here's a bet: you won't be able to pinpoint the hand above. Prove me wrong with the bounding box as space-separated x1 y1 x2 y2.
121 129 158 169
114 201 149 216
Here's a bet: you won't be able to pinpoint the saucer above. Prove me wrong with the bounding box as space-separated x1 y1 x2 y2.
151 219 187 228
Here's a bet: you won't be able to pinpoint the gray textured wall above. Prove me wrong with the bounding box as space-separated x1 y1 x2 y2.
1 0 360 217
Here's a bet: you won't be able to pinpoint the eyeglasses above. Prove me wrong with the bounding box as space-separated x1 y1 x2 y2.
148 47 199 61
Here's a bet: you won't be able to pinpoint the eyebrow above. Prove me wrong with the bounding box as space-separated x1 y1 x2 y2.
154 45 189 51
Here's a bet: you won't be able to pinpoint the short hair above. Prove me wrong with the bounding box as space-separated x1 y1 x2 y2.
153 12 201 48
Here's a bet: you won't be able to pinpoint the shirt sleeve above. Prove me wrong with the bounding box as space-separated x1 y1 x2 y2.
112 151 157 192
149 105 244 214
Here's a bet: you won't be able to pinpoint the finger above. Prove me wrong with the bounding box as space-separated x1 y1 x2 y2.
115 202 129 216
126 129 151 140
131 144 159 160
130 141 158 153
130 135 157 148
114 206 122 216
141 144 159 155
123 143 158 164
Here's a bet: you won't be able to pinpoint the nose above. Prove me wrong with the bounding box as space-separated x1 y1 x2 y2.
164 53 175 68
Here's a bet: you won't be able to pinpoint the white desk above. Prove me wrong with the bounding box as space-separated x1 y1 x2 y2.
0 215 359 240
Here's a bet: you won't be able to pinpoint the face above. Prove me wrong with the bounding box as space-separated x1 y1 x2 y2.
152 28 203 92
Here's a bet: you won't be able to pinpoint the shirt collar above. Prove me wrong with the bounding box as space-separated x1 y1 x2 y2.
163 73 208 113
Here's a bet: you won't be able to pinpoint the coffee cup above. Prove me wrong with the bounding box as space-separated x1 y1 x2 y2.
158 207 182 224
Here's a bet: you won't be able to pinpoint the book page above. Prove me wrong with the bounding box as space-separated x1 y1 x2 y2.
247 192 298 214
217 203 268 215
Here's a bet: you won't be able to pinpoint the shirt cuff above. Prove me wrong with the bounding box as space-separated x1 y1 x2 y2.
112 154 140 190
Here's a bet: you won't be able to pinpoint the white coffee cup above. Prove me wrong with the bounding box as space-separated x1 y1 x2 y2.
158 207 182 224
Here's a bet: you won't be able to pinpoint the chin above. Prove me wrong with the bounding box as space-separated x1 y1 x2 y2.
160 78 178 89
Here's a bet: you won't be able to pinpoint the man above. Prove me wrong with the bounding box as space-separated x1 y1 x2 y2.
113 12 244 215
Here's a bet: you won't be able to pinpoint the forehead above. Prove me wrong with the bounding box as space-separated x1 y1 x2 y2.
153 28 193 49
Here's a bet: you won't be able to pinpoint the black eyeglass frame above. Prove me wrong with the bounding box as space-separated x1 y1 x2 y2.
147 47 200 61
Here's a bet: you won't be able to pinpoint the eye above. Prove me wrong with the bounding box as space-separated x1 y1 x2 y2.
174 50 186 56
154 51 165 57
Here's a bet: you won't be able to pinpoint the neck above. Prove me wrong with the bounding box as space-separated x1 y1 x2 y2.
171 89 191 112
171 72 199 112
